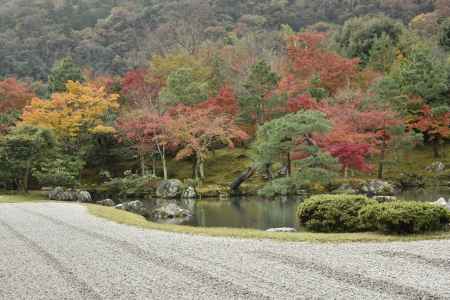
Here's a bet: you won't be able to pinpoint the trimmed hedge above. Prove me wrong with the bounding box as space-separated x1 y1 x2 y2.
360 202 450 234
297 194 377 233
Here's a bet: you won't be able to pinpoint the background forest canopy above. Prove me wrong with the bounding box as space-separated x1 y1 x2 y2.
0 0 445 80
0 0 449 194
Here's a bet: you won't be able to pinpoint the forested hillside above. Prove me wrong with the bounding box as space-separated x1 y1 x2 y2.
0 0 442 80
0 0 449 195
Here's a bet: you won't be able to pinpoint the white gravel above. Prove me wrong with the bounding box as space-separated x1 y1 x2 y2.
0 202 449 299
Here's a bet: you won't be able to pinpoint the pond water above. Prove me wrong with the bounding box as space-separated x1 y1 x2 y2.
144 187 449 230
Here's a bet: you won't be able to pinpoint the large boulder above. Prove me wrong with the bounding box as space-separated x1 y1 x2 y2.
432 198 449 208
426 162 446 173
48 187 92 202
182 186 197 199
48 187 64 200
156 180 184 199
266 227 296 233
153 203 192 219
373 196 397 203
76 191 92 203
332 184 357 195
361 180 395 196
97 199 115 207
115 200 147 216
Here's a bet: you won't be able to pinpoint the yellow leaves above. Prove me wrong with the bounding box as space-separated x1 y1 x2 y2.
22 81 119 139
89 125 117 135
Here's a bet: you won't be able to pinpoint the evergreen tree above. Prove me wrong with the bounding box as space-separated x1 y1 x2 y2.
48 57 84 94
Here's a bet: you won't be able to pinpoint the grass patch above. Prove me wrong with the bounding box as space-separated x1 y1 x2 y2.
87 204 450 243
0 192 47 203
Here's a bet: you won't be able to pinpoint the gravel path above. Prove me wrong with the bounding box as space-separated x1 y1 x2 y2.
0 202 449 300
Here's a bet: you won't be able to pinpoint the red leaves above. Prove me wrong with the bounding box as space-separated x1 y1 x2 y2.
167 104 248 161
0 78 34 114
281 32 359 96
409 104 450 140
121 69 163 108
287 91 402 173
328 143 373 173
196 86 239 116
116 110 171 153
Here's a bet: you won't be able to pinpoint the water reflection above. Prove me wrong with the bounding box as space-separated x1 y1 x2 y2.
142 187 449 230
187 197 302 230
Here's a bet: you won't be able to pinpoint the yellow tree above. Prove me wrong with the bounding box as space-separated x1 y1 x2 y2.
22 81 120 140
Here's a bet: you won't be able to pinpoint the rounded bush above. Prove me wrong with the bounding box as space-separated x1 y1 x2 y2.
297 194 377 232
360 202 450 234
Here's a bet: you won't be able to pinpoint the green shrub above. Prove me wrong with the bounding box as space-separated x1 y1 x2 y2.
297 194 377 232
360 202 450 234
100 171 160 199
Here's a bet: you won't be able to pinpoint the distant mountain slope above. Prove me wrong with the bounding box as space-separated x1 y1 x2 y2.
0 0 435 80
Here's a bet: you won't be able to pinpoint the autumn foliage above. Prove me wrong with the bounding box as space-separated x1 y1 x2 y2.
280 32 360 97
22 81 120 138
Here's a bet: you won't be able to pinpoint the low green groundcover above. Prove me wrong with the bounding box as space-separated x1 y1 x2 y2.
297 194 377 233
360 202 450 234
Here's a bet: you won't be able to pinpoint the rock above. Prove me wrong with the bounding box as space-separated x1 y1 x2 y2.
59 189 78 201
153 203 192 219
266 227 296 233
432 197 449 207
97 199 115 207
48 187 64 200
374 196 397 203
156 179 184 198
182 186 197 199
333 184 357 195
77 191 92 203
361 180 395 196
115 200 147 216
48 187 92 202
426 162 445 173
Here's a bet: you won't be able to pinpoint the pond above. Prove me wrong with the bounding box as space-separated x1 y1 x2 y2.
143 187 449 230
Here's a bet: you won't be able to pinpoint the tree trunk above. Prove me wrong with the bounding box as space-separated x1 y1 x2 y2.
152 155 157 177
199 159 205 180
432 138 441 158
287 152 292 177
23 159 31 193
230 166 256 192
378 138 386 179
139 151 146 177
344 166 348 178
161 146 168 180
264 163 273 180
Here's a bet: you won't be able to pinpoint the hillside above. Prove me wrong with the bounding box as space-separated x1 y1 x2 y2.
0 0 437 80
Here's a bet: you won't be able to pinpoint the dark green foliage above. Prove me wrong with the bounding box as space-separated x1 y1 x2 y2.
360 202 450 234
0 0 435 80
241 60 280 124
334 15 404 64
396 46 449 106
160 68 209 106
439 18 450 50
48 57 84 94
0 125 56 191
100 171 160 200
33 156 85 188
297 194 377 232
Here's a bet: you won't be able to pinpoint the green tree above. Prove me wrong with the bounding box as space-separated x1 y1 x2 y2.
396 46 449 107
48 57 84 94
334 15 404 64
0 125 56 192
253 110 333 178
160 68 209 106
439 18 450 50
241 60 280 125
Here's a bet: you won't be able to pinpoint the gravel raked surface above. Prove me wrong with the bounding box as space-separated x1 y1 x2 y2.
0 202 449 300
